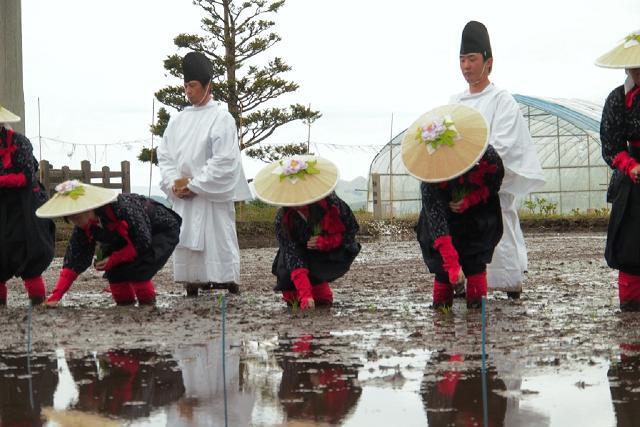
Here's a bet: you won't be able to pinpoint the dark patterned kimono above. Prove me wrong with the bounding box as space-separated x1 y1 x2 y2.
271 193 360 291
601 84 640 274
63 193 181 283
416 145 504 282
0 126 54 282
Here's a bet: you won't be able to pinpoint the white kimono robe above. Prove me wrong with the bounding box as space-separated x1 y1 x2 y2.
157 101 252 284
451 84 545 291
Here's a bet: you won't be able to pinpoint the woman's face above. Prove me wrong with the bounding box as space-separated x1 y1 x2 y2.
67 210 96 228
628 68 640 87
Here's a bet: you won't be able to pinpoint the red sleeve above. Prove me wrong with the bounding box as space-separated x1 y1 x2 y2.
457 186 490 213
104 241 137 270
612 151 639 182
315 234 343 251
314 202 346 251
103 219 138 270
0 172 27 188
457 159 497 212
46 268 79 302
433 235 461 284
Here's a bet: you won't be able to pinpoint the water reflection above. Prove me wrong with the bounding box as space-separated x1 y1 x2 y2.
609 343 640 427
0 352 57 426
3 339 640 426
66 349 184 419
493 350 550 427
421 352 507 427
169 340 254 426
276 334 362 425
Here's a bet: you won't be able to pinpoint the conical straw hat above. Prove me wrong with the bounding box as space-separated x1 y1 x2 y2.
36 180 118 218
0 105 20 123
401 104 489 183
596 30 640 69
253 155 339 207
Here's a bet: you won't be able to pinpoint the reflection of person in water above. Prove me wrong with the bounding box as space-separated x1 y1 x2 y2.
0 353 57 426
169 339 254 427
67 349 185 420
421 351 507 427
278 335 362 425
608 343 640 426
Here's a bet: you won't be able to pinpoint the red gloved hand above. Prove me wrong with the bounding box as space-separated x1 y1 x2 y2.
613 151 640 183
46 268 78 303
290 268 315 310
433 235 462 285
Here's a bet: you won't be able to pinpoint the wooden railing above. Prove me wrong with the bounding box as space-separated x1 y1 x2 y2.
39 160 130 196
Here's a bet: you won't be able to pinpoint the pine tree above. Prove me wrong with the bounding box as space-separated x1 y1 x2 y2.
140 0 321 165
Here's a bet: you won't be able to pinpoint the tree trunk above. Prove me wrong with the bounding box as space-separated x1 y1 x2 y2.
223 0 239 128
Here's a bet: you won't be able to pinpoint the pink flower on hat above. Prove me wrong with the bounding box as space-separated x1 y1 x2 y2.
55 180 85 199
415 115 459 154
55 180 81 193
420 119 447 142
282 157 308 175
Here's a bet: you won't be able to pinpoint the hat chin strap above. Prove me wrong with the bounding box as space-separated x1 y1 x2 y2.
469 62 488 86
196 83 211 106
185 83 212 106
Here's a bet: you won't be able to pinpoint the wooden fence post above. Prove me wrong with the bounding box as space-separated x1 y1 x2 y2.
120 161 130 193
61 166 70 182
81 160 91 184
101 166 111 187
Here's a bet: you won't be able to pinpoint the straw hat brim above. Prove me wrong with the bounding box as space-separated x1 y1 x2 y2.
36 184 118 218
596 43 640 69
401 104 489 183
0 106 21 123
253 156 339 207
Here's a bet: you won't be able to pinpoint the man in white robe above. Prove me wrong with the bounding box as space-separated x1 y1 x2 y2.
450 21 545 298
158 52 252 296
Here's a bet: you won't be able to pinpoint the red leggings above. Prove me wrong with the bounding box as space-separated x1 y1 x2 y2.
433 272 487 306
618 271 640 305
110 281 156 305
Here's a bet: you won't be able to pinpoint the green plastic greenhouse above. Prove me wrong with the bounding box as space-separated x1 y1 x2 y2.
367 95 610 217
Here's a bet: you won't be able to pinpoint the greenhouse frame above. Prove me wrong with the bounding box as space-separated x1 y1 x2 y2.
367 95 610 217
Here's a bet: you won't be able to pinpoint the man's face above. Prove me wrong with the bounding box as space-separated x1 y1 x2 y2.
184 80 208 105
628 68 640 87
459 53 491 85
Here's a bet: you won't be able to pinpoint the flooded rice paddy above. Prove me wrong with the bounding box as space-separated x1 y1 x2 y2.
2 232 640 426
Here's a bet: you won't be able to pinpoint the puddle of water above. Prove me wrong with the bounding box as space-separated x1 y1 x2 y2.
2 338 640 426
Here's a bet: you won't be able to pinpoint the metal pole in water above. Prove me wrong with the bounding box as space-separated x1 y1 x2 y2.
27 304 34 410
221 295 228 427
481 296 488 427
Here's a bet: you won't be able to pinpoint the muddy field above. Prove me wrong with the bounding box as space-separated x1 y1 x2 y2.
2 231 640 426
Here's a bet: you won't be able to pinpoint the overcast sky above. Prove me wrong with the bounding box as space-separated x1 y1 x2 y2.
19 0 640 193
